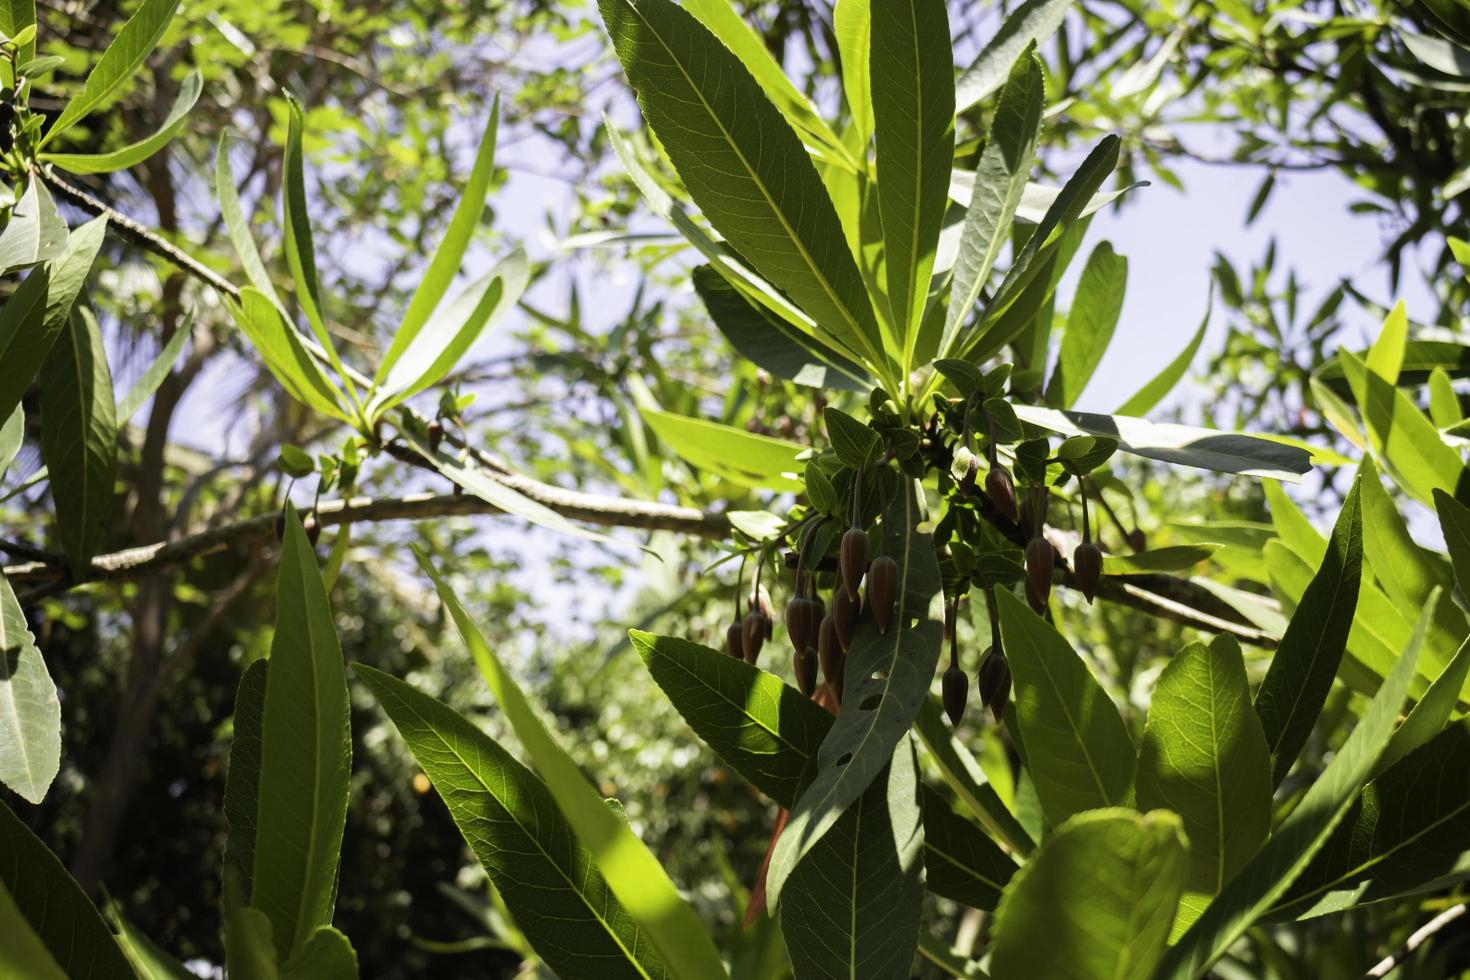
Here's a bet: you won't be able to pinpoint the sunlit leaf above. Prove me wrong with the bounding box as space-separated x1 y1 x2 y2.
41 70 201 173
0 573 59 803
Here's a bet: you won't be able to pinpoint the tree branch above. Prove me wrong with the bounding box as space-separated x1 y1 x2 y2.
1364 903 1468 978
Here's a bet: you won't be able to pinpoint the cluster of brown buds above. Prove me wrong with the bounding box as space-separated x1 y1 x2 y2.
726 557 774 665
941 586 1012 726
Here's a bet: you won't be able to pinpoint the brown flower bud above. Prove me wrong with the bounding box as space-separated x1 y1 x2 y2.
986 466 1020 524
978 649 1011 721
840 528 869 600
833 587 859 651
818 614 845 696
1025 537 1053 614
1073 541 1103 604
785 598 817 654
726 622 744 659
795 646 818 697
426 419 444 452
943 664 968 726
1126 528 1147 553
741 611 769 665
868 555 899 633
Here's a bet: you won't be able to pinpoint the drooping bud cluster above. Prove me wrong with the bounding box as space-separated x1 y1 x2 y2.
832 588 859 651
818 614 844 699
741 609 768 665
785 596 819 657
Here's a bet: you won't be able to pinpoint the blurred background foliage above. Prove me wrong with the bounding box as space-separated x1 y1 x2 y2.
7 0 1470 974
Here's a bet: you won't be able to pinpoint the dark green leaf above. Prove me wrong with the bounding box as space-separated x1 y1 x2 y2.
0 880 65 980
0 572 59 803
1255 479 1362 786
1434 488 1470 601
224 659 268 899
824 406 883 469
281 926 357 980
1047 241 1126 408
41 70 201 173
355 664 667 979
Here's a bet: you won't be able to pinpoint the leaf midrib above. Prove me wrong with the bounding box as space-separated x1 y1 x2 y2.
1023 626 1115 806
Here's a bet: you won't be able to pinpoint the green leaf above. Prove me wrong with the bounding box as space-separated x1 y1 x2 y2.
0 0 37 72
0 797 135 979
766 477 943 907
1113 288 1209 416
989 809 1187 980
224 869 281 980
40 0 181 147
217 137 285 310
377 97 500 385
1377 625 1467 775
1435 488 1470 601
996 587 1135 825
872 0 954 368
40 305 117 572
1136 635 1272 895
834 0 873 149
1429 367 1462 428
41 70 201 173
1046 241 1126 407
641 407 804 492
226 288 351 422
1273 720 1470 920
1254 479 1363 787
0 405 22 476
251 506 351 960
942 47 1044 358
0 879 66 980
1157 609 1422 980
823 406 883 469
627 630 1018 907
281 926 357 980
913 697 1035 856
599 0 885 373
955 0 1073 111
106 902 196 980
117 312 190 423
691 265 869 391
1360 459 1456 612
0 573 59 803
1365 301 1407 384
0 179 67 272
780 741 924 980
1102 544 1217 574
370 250 528 416
224 659 268 899
1011 405 1312 482
355 663 668 978
415 553 728 980
1340 350 1466 506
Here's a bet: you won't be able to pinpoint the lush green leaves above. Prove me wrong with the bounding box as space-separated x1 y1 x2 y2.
1255 478 1362 786
1340 350 1466 505
355 664 667 978
0 572 59 803
1136 635 1271 895
954 0 1073 111
40 306 117 572
41 70 201 174
823 406 883 469
251 507 352 960
641 407 805 492
989 809 1187 980
226 288 350 422
0 797 135 978
996 587 1135 825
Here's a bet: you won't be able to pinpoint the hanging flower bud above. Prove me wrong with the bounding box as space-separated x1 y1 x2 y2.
1126 528 1147 553
986 466 1020 524
755 587 775 640
785 598 817 654
725 621 744 659
1025 537 1053 614
840 528 869 600
818 614 845 698
943 665 968 725
868 556 900 633
795 646 819 697
426 419 444 452
833 588 859 652
978 649 1012 721
1073 541 1103 604
741 610 769 665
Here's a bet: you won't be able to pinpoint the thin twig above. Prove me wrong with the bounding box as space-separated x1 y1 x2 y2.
1364 903 1468 978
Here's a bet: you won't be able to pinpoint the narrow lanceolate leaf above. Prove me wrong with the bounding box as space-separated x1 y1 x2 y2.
280 93 346 387
251 507 351 961
834 0 874 149
767 477 943 907
40 306 117 572
1340 350 1466 506
642 407 805 492
0 179 67 271
996 587 1134 825
1255 478 1362 787
106 903 197 980
1114 287 1210 416
41 0 181 146
378 96 500 385
0 216 105 428
226 288 351 422
1136 635 1271 895
989 809 1187 980
117 312 191 423
1377 631 1469 774
1047 241 1126 408
416 553 727 980
780 741 924 980
1158 619 1422 980
217 137 285 310
224 659 269 899
1273 720 1470 920
0 798 136 979
628 630 1018 908
355 665 666 979
0 406 22 475
0 574 59 804
872 0 954 367
1434 488 1470 601
955 0 1074 111
599 0 884 369
41 70 201 174
942 48 1043 358
0 0 37 68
